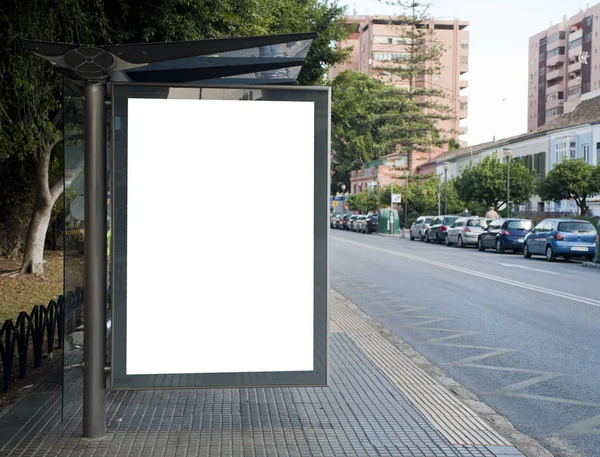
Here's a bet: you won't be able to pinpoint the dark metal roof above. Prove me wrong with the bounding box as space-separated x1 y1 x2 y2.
22 32 317 85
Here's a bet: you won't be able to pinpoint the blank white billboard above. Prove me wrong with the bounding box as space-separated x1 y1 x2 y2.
126 98 315 375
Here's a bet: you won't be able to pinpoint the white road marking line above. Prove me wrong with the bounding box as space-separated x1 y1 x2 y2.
332 236 600 309
498 263 559 275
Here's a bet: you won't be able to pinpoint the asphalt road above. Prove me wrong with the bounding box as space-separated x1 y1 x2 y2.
330 229 600 457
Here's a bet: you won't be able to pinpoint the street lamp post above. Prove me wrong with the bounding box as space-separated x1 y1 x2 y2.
503 148 512 218
403 170 409 230
443 162 450 215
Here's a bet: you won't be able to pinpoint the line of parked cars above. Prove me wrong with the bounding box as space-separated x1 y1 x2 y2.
330 213 379 234
409 215 597 262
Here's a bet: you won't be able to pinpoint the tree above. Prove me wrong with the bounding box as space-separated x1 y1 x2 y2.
347 189 380 213
330 70 434 193
0 0 351 274
536 159 600 216
453 155 534 213
374 0 455 162
380 183 405 207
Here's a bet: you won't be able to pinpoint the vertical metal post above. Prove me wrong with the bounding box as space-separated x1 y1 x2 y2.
444 170 448 215
83 81 106 439
506 156 511 218
437 183 441 216
404 177 408 228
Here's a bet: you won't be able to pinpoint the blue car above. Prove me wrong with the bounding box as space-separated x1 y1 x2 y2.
478 218 535 253
523 219 597 261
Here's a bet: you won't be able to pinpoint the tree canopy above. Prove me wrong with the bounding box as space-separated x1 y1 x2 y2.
453 155 534 214
0 0 352 271
330 70 435 193
536 159 600 216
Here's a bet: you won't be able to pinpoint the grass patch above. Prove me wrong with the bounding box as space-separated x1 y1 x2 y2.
0 251 64 323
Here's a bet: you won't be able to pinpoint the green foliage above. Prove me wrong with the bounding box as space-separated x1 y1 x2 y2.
374 1 454 136
536 159 600 216
380 183 405 207
330 70 435 192
0 0 351 258
453 155 534 211
347 189 380 213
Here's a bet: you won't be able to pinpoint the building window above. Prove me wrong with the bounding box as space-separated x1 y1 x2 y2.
460 56 469 64
569 141 577 159
585 32 593 43
586 16 592 27
372 52 410 61
548 31 566 44
460 102 468 111
530 73 533 82
546 107 564 117
583 144 591 163
570 37 583 48
554 142 567 164
568 86 582 97
461 41 469 49
547 47 565 58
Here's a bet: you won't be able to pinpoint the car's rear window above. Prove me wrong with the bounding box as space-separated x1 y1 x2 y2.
558 221 596 233
443 217 458 225
425 217 434 223
507 220 535 230
467 219 485 227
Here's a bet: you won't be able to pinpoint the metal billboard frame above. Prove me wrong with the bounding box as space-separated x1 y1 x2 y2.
110 83 330 390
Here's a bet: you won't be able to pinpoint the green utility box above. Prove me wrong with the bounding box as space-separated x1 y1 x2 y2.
377 208 400 234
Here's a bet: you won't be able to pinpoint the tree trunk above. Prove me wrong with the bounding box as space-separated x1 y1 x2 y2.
20 148 63 275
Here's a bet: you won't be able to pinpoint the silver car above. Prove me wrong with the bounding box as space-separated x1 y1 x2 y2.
410 215 435 241
445 217 488 248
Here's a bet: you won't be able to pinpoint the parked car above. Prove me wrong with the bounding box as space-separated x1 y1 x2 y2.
365 215 379 234
410 216 435 241
425 215 459 243
478 218 535 253
330 214 340 228
523 219 597 262
347 215 359 231
354 215 367 232
445 217 488 247
338 214 349 230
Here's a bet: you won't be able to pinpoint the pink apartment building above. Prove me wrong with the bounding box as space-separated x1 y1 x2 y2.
528 3 600 132
330 16 470 144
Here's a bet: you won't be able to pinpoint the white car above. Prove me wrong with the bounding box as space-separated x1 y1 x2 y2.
410 216 435 241
445 217 489 248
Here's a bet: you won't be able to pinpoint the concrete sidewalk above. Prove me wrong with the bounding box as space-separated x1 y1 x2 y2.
0 291 534 457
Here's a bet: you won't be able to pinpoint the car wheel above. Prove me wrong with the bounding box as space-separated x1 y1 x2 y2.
445 236 451 246
495 239 505 254
458 235 465 248
425 231 431 243
523 243 532 258
546 245 556 262
477 238 485 251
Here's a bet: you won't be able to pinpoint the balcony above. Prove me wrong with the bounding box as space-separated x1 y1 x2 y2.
568 59 582 72
546 68 564 81
546 97 564 110
546 54 566 67
569 29 583 42
459 63 468 75
568 77 582 88
459 79 468 90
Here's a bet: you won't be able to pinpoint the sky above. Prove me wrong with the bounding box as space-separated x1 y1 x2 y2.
339 0 589 146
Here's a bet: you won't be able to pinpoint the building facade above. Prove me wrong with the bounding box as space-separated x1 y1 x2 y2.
330 16 469 144
527 3 600 132
425 97 600 215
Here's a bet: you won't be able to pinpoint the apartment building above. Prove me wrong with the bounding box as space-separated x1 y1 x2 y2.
528 3 600 132
330 16 469 144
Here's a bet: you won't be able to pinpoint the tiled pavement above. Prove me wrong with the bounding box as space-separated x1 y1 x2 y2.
0 291 526 457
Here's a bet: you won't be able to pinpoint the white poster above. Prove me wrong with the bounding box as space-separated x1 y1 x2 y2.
126 98 315 375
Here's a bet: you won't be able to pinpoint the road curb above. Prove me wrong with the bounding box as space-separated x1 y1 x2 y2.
582 261 600 269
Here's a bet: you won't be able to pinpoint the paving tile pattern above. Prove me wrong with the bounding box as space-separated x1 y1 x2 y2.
0 292 525 457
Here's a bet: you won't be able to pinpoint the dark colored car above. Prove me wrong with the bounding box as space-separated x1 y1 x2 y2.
341 214 352 231
524 219 597 261
365 215 379 234
478 218 535 253
425 215 459 243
